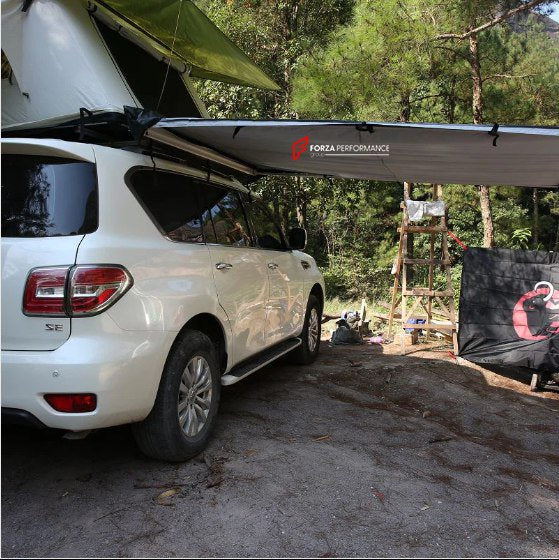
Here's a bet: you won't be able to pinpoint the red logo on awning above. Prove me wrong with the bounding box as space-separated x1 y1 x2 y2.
292 135 309 160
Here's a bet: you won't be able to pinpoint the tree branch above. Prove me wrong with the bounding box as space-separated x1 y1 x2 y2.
433 44 470 60
435 0 550 40
410 93 446 103
483 73 535 81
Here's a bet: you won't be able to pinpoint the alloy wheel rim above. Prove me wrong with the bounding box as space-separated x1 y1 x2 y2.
308 308 319 352
177 355 212 437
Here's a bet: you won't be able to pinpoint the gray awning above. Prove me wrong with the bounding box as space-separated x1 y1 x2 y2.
152 119 559 187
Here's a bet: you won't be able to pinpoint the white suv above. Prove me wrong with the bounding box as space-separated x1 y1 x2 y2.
1 138 325 461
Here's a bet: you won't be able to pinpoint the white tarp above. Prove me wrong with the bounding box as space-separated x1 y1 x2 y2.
1 0 137 128
153 119 559 188
405 200 446 222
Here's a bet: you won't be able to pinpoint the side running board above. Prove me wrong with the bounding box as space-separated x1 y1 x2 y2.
221 338 302 386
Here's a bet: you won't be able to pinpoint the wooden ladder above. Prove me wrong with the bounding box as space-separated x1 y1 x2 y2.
388 186 458 354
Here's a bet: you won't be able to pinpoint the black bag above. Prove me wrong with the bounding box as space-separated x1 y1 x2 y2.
458 248 559 372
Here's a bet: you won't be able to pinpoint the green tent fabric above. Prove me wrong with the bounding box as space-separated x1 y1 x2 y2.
91 0 280 90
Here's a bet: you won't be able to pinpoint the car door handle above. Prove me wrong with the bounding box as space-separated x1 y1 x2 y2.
268 263 278 270
215 262 233 270
301 260 311 270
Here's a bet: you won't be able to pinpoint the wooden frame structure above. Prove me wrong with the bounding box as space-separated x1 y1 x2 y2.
388 186 458 354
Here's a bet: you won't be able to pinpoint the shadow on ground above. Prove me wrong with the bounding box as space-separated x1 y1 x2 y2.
2 343 558 557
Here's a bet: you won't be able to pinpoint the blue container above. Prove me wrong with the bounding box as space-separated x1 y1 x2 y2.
405 318 426 334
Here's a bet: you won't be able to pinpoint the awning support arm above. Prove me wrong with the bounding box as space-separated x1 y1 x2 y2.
144 127 257 176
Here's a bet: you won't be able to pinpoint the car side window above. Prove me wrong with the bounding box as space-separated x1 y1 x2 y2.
202 187 252 247
245 197 286 250
129 169 203 243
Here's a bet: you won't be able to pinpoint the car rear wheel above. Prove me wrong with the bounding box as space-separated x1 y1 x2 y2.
287 294 322 365
132 330 221 462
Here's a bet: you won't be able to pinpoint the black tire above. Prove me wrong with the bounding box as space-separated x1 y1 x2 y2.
288 294 322 365
132 330 221 462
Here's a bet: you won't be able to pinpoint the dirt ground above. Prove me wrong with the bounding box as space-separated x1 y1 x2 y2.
2 339 559 558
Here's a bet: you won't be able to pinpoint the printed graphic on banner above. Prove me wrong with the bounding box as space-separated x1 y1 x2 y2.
513 281 559 340
458 248 559 373
291 136 390 160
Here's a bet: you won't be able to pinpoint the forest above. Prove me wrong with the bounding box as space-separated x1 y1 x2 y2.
195 0 559 304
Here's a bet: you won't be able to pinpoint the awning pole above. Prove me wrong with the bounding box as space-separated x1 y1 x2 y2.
145 127 257 176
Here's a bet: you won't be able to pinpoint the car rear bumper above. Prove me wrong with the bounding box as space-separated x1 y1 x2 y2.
1 318 173 431
1 407 47 429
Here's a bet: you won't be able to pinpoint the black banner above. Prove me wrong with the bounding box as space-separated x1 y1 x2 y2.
458 248 559 372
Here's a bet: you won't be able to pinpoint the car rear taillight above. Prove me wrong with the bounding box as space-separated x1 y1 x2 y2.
44 393 97 413
69 265 132 316
23 267 68 316
23 265 132 317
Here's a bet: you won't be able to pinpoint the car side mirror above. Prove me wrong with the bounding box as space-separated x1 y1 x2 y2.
288 227 307 250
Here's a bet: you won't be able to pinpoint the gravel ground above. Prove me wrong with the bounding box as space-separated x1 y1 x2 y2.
2 341 558 558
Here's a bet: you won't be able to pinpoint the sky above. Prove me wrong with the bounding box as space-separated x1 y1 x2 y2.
550 2 559 22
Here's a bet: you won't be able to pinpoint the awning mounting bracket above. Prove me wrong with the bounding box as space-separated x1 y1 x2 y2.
355 122 374 134
488 123 500 147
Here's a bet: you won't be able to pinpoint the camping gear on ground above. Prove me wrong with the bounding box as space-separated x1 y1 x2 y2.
405 318 426 334
458 248 559 373
341 310 360 327
330 311 363 345
530 372 559 393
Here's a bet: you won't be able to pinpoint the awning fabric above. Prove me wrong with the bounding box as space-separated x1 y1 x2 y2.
91 1 280 90
153 119 559 187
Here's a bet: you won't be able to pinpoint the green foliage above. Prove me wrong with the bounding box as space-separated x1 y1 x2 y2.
511 227 532 249
291 0 435 121
194 0 354 118
192 0 559 305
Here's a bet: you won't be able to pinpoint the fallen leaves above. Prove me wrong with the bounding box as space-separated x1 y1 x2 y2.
371 488 385 503
204 455 227 488
154 488 179 505
243 449 258 458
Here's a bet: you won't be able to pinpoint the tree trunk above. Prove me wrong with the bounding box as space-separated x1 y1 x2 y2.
469 34 483 125
272 188 282 227
533 188 539 248
296 198 307 229
399 95 415 261
295 176 307 228
281 184 291 232
478 186 495 247
469 32 495 248
403 182 413 200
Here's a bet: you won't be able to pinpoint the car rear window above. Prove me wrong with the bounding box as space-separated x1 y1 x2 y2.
1 155 98 238
129 169 206 243
128 169 254 247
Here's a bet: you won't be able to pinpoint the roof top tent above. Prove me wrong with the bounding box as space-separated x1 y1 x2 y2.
1 0 279 129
